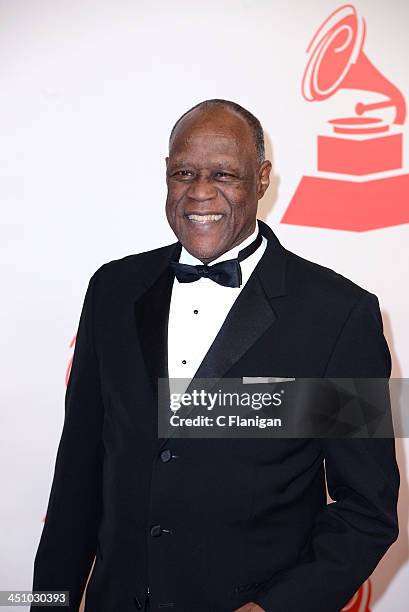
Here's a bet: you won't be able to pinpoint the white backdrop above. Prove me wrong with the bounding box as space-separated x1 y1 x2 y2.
1 1 408 610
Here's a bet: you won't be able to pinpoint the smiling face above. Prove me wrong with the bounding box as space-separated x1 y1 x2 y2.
165 106 271 263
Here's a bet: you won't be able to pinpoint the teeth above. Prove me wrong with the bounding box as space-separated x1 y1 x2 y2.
187 214 223 222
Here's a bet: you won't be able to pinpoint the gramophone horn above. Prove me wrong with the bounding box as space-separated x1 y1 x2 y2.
302 4 406 124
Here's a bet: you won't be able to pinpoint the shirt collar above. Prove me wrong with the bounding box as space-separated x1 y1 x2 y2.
179 221 260 265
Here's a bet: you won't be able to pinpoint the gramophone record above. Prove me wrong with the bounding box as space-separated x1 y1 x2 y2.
329 117 389 135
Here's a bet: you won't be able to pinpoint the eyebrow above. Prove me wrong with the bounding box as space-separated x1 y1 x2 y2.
168 159 240 172
167 160 192 169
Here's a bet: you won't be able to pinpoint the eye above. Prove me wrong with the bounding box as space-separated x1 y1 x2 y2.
173 169 194 177
214 171 234 179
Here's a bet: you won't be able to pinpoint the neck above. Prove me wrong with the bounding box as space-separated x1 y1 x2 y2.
197 221 258 265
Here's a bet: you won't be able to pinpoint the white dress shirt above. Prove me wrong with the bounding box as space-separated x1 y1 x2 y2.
167 222 267 389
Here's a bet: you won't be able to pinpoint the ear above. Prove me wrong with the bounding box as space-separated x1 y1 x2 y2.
257 160 272 199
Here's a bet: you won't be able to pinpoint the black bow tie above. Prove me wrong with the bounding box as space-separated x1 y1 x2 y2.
170 230 262 288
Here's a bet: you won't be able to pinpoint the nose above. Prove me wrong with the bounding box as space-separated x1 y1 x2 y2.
186 176 218 202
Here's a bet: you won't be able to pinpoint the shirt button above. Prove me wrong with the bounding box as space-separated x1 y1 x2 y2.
182 359 187 364
150 524 162 537
193 309 199 314
160 449 172 463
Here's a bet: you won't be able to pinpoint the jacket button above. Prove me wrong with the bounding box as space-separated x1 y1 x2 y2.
160 449 172 462
150 524 162 537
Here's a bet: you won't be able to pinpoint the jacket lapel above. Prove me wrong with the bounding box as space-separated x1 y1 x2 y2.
134 241 181 392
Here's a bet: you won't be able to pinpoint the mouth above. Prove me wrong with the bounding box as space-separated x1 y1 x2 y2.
185 213 224 224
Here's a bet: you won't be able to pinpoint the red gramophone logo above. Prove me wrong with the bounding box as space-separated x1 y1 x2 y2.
282 4 409 231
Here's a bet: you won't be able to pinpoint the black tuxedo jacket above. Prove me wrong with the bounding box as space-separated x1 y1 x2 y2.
31 219 399 612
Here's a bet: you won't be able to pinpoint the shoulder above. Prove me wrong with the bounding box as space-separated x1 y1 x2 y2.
279 248 388 373
89 241 178 293
282 247 380 318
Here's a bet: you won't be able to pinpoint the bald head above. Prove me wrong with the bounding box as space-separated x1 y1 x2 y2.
169 99 265 164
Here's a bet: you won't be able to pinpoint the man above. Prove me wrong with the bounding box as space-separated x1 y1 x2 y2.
31 100 399 612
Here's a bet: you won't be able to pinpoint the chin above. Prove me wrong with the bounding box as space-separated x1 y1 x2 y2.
187 247 218 262
184 236 225 262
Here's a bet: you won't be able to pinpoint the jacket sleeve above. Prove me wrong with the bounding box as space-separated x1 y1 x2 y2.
253 292 400 612
30 268 105 611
